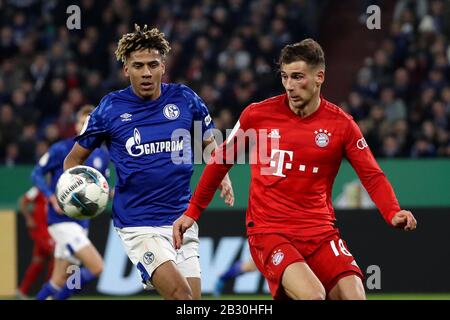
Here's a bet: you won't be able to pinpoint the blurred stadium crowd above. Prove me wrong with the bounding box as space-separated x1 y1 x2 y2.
347 0 450 158
0 0 449 166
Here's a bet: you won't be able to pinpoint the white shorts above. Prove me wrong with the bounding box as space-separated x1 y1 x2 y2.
48 222 91 264
115 222 200 288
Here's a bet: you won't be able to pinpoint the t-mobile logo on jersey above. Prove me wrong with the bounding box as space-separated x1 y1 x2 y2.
265 149 319 177
268 149 293 177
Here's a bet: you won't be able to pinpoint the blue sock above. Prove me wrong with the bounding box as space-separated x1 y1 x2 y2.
220 261 243 281
54 268 97 300
36 282 59 300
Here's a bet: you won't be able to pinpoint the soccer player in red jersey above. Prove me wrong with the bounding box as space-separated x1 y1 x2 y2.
173 39 417 300
17 187 54 298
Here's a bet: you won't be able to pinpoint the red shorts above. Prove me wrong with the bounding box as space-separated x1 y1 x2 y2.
30 230 54 257
248 230 364 299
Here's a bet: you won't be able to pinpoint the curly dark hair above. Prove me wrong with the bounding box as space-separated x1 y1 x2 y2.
115 24 171 63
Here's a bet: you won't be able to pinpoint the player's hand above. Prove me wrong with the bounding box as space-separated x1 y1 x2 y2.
172 214 195 250
49 195 64 215
219 177 234 207
391 210 417 231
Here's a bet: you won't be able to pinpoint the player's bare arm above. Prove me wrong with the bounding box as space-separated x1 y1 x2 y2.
391 210 417 231
48 194 63 215
64 142 93 171
202 136 234 207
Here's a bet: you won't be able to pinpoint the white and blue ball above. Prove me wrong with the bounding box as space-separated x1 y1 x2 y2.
56 165 109 220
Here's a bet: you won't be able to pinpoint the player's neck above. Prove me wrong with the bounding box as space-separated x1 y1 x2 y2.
290 94 321 118
131 85 162 101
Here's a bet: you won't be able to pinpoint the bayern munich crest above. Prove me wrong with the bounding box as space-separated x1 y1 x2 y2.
272 249 284 266
314 129 331 147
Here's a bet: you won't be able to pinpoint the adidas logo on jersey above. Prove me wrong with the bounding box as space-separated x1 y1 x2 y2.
268 129 281 139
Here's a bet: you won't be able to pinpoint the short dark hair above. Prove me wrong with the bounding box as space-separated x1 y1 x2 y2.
278 38 325 69
115 24 171 63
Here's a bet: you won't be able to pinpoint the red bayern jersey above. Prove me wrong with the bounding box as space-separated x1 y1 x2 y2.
186 94 401 237
24 187 49 233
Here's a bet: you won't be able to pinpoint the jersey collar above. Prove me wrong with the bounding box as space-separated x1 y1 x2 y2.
281 93 326 122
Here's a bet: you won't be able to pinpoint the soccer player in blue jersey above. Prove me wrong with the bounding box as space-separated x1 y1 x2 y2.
63 25 234 300
34 105 110 300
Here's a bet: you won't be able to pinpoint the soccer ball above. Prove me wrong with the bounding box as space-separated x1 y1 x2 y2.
56 165 109 220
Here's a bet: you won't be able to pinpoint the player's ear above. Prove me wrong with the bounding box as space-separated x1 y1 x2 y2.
161 62 166 75
316 69 325 86
123 63 129 77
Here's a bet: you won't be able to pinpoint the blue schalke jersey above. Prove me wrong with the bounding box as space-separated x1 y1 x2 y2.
76 83 214 228
32 138 110 228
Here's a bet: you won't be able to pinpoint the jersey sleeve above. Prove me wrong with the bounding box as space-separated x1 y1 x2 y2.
344 118 400 226
236 103 253 131
31 143 65 197
184 105 253 221
181 85 215 139
75 96 111 149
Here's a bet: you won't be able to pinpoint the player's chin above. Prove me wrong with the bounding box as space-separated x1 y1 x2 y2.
291 99 305 109
138 90 154 99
